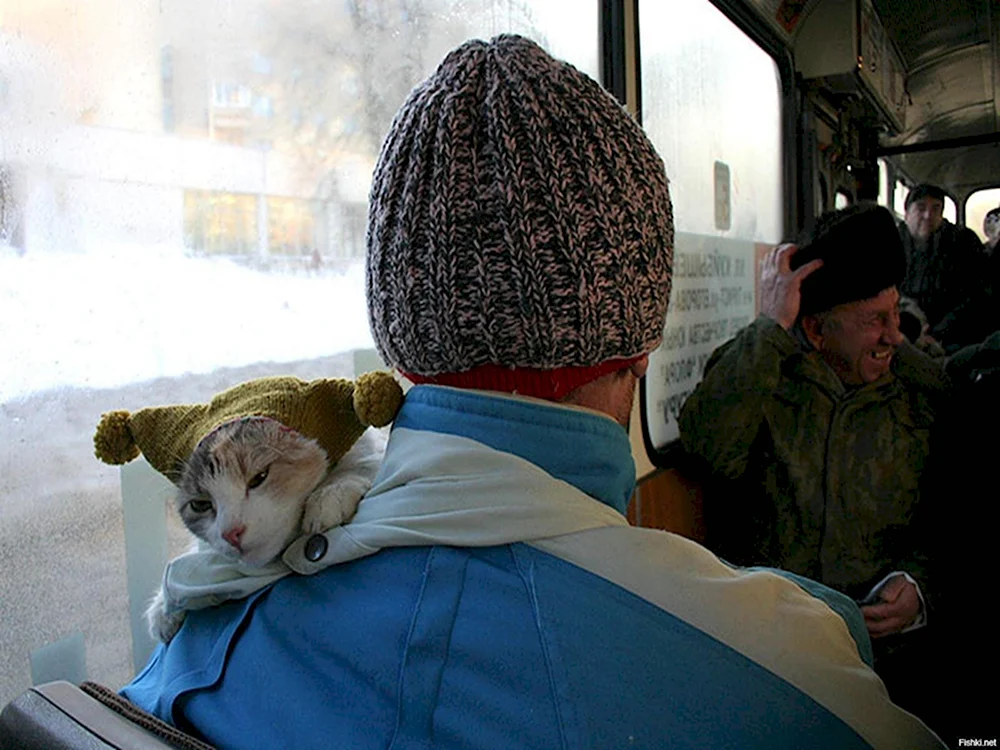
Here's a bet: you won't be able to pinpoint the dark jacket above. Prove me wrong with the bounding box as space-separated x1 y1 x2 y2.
940 328 1000 573
899 220 989 351
935 330 1000 737
678 317 949 609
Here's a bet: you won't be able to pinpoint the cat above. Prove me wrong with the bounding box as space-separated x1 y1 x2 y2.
147 417 387 642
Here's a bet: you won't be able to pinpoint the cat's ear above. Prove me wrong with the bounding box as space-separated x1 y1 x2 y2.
94 410 141 465
353 371 404 427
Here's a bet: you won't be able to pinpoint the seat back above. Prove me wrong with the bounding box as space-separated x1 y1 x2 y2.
0 681 212 750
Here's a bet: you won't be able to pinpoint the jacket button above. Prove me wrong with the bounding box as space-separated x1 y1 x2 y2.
304 534 328 562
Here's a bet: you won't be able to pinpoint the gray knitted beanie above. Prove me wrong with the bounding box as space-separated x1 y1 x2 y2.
366 34 674 399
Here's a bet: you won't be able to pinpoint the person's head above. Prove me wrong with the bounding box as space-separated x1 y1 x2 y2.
800 288 905 385
983 207 1000 249
791 204 907 385
366 35 673 428
903 183 946 241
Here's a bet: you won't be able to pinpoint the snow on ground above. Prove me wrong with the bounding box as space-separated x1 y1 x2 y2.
0 245 375 707
0 246 374 404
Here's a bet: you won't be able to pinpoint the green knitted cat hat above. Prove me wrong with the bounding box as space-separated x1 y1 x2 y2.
93 372 403 483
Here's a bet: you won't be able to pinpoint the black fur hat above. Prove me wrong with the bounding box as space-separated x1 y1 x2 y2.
791 203 906 317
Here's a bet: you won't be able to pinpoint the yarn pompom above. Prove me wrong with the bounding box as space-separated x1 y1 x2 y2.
353 371 404 427
94 410 140 465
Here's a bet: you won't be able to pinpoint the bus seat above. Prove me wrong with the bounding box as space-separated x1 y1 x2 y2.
0 680 213 750
629 466 706 543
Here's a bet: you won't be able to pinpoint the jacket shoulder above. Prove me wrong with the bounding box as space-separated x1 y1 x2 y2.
892 342 950 394
941 221 984 253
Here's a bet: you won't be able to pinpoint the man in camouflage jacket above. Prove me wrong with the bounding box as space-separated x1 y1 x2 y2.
680 314 945 608
679 204 950 733
898 183 990 352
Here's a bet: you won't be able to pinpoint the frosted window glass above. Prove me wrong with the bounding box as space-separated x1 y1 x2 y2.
640 0 783 451
0 0 597 704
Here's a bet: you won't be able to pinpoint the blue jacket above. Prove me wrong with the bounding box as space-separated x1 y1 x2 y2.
123 385 941 749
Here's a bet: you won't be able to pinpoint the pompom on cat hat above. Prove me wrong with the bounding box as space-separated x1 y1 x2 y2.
93 372 403 482
366 34 674 399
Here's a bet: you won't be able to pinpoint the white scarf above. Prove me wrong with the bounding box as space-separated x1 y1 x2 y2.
161 426 627 613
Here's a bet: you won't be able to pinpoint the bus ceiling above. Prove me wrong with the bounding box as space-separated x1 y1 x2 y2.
744 0 1000 195
875 0 1000 195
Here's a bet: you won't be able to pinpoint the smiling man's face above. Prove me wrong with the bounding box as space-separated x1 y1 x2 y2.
802 287 905 386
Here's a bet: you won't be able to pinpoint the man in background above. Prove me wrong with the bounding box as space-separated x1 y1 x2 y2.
899 183 988 351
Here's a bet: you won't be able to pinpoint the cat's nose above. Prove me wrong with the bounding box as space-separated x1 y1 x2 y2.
222 525 246 551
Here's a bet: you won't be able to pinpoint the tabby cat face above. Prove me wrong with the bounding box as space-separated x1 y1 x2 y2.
177 417 328 566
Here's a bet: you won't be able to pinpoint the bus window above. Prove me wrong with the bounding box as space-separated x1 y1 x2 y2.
0 0 598 708
943 194 957 224
639 0 782 456
877 158 890 208
893 179 909 217
965 187 1000 243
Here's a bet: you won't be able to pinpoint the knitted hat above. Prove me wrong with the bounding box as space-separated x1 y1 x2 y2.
792 203 906 317
904 184 946 209
93 372 403 483
366 34 673 399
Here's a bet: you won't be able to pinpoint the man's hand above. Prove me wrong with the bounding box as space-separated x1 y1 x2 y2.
759 244 824 330
861 575 922 639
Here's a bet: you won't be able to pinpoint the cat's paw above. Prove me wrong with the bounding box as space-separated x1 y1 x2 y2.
146 590 187 643
301 479 368 534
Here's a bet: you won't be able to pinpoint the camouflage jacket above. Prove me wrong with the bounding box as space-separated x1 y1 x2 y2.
679 317 949 609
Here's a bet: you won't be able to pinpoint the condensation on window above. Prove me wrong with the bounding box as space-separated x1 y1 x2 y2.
0 0 597 706
639 0 783 451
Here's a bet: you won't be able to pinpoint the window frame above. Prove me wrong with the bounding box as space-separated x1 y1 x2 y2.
635 0 796 470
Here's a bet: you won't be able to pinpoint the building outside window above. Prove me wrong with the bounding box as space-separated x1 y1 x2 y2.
0 0 598 704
